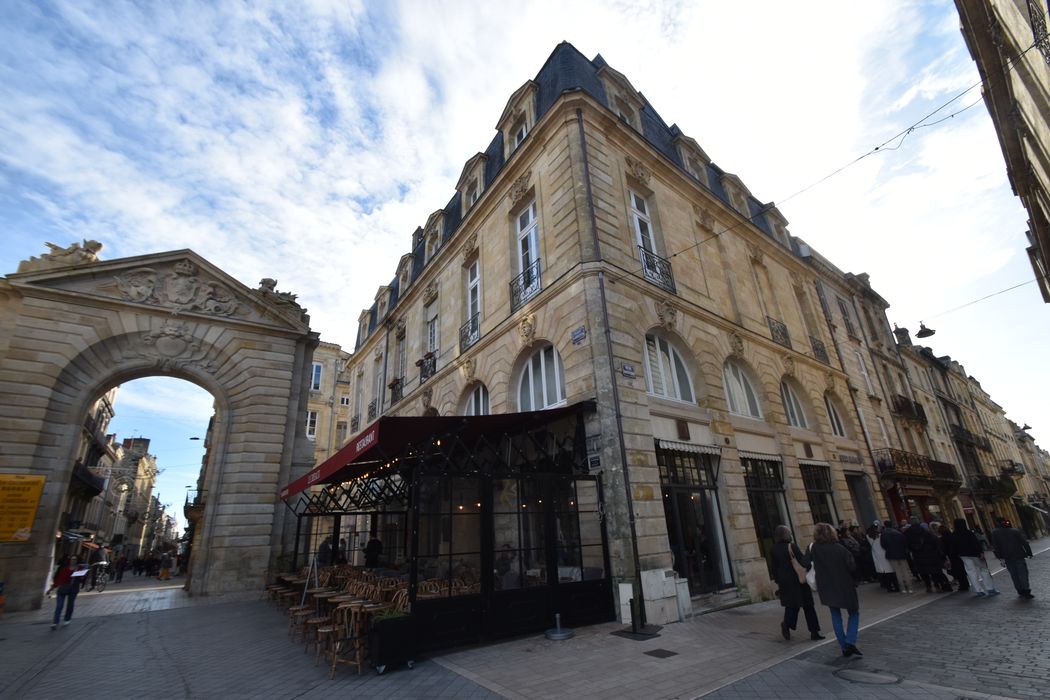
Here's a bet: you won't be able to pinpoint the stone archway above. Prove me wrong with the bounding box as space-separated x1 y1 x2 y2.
0 246 318 612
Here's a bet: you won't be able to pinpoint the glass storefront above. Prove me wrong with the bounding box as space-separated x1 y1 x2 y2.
741 454 790 576
800 462 838 525
656 442 732 594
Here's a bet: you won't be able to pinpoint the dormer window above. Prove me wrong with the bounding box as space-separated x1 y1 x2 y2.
467 180 479 208
614 97 636 128
513 119 528 149
426 230 440 262
456 153 487 215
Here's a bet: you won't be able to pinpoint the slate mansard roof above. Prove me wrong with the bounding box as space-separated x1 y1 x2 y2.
358 41 779 349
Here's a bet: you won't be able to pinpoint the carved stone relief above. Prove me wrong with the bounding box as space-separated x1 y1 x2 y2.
729 331 744 357
462 232 478 265
625 156 651 186
656 299 677 331
374 347 384 362
694 206 714 231
394 318 406 339
783 355 795 377
519 314 536 347
825 371 836 392
421 387 438 416
422 281 438 306
126 322 216 373
459 357 476 384
747 244 764 266
108 260 241 317
509 170 532 205
17 240 103 273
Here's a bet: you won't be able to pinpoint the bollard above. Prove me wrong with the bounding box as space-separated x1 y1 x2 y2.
630 597 640 634
544 612 574 640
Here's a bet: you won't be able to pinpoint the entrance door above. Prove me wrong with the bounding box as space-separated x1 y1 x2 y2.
846 473 879 526
664 489 726 594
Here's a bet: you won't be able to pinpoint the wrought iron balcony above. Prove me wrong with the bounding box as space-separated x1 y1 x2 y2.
510 259 542 311
950 423 992 451
891 395 928 424
970 472 1018 498
1000 459 1026 478
388 377 404 404
767 316 791 349
183 490 205 523
459 312 480 352
872 448 961 488
810 336 829 364
418 354 436 384
367 399 377 421
350 415 360 433
639 246 676 293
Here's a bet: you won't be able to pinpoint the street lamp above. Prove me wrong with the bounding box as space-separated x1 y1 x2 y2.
915 322 935 338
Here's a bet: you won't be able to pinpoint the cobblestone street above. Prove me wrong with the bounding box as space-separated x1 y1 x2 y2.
706 549 1050 699
2 546 1046 699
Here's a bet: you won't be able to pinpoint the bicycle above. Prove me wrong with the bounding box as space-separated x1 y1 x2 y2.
90 562 110 592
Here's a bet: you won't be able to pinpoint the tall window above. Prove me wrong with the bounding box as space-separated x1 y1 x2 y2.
644 334 694 403
742 456 789 575
465 383 490 416
467 260 481 324
854 350 875 394
824 394 847 437
305 410 318 440
467 179 479 207
395 336 407 379
335 421 347 445
353 375 363 419
837 298 857 338
517 201 539 277
310 362 323 391
630 190 656 253
513 119 528 149
779 381 808 429
518 344 565 411
723 361 762 419
372 363 384 415
425 303 439 354
800 463 837 525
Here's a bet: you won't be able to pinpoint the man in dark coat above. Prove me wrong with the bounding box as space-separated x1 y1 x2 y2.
880 521 912 593
770 525 823 641
363 536 383 568
991 518 1034 598
811 522 862 657
904 518 950 592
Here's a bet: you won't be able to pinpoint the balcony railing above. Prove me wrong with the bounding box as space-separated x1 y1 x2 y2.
891 395 928 424
810 336 829 364
350 415 360 433
459 312 480 352
367 399 377 421
510 260 542 311
767 316 791 349
418 354 436 384
184 490 205 523
389 377 404 404
872 448 961 487
970 473 1018 498
1000 459 1026 478
950 423 992 451
639 246 676 293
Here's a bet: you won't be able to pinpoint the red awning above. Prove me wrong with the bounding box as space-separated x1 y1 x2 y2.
280 401 593 501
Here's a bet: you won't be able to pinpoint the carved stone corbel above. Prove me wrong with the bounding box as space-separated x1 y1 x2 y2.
459 357 476 384
825 371 836 392
519 314 536 347
462 232 478 265
509 170 532 205
656 299 677 331
625 156 651 186
747 243 764 265
394 318 406 339
422 282 438 306
729 331 744 357
783 355 795 377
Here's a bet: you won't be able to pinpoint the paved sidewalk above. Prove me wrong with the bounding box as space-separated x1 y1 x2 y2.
2 540 1045 699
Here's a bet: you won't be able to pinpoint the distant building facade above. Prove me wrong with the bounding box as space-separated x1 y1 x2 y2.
956 0 1050 302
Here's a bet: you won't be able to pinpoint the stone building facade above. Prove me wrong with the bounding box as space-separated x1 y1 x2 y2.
956 0 1050 302
337 44 903 617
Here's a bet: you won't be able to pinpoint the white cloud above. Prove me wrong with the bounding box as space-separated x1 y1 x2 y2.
1 0 1047 443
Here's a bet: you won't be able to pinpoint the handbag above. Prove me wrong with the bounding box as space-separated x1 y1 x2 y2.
805 544 818 591
788 544 807 584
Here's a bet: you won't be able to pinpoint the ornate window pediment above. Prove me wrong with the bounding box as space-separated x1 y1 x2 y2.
496 80 538 159
456 152 488 214
597 63 644 131
671 131 711 187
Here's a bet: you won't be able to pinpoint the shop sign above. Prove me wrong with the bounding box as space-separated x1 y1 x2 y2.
0 474 46 542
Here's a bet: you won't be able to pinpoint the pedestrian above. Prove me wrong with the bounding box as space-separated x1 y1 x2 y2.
158 552 172 580
866 522 894 591
939 521 969 592
363 535 383 568
317 535 333 567
771 525 824 642
49 555 84 630
810 522 862 657
880 520 912 593
952 518 999 597
990 517 1035 599
905 517 951 592
850 525 877 582
115 554 127 583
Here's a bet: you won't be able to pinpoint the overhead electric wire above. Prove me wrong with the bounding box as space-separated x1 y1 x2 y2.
923 273 1047 321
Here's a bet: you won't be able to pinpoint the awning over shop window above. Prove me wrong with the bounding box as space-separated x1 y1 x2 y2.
280 400 596 500
738 450 782 461
654 439 722 456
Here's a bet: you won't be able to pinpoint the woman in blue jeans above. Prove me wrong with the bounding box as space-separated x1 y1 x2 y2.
49 555 82 630
810 522 862 657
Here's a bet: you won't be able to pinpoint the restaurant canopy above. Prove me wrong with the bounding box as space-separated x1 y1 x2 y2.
280 400 596 509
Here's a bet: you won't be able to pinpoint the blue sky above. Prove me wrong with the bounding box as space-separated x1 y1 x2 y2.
2 1 1048 522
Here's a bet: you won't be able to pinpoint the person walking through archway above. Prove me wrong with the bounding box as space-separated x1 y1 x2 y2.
810 522 862 657
770 525 823 642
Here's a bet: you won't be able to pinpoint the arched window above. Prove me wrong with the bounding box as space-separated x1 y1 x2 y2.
644 334 694 403
779 381 808 429
723 360 762 419
824 394 847 437
518 344 565 411
465 383 490 416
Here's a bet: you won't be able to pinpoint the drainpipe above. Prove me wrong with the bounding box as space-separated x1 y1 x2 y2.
576 108 646 624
